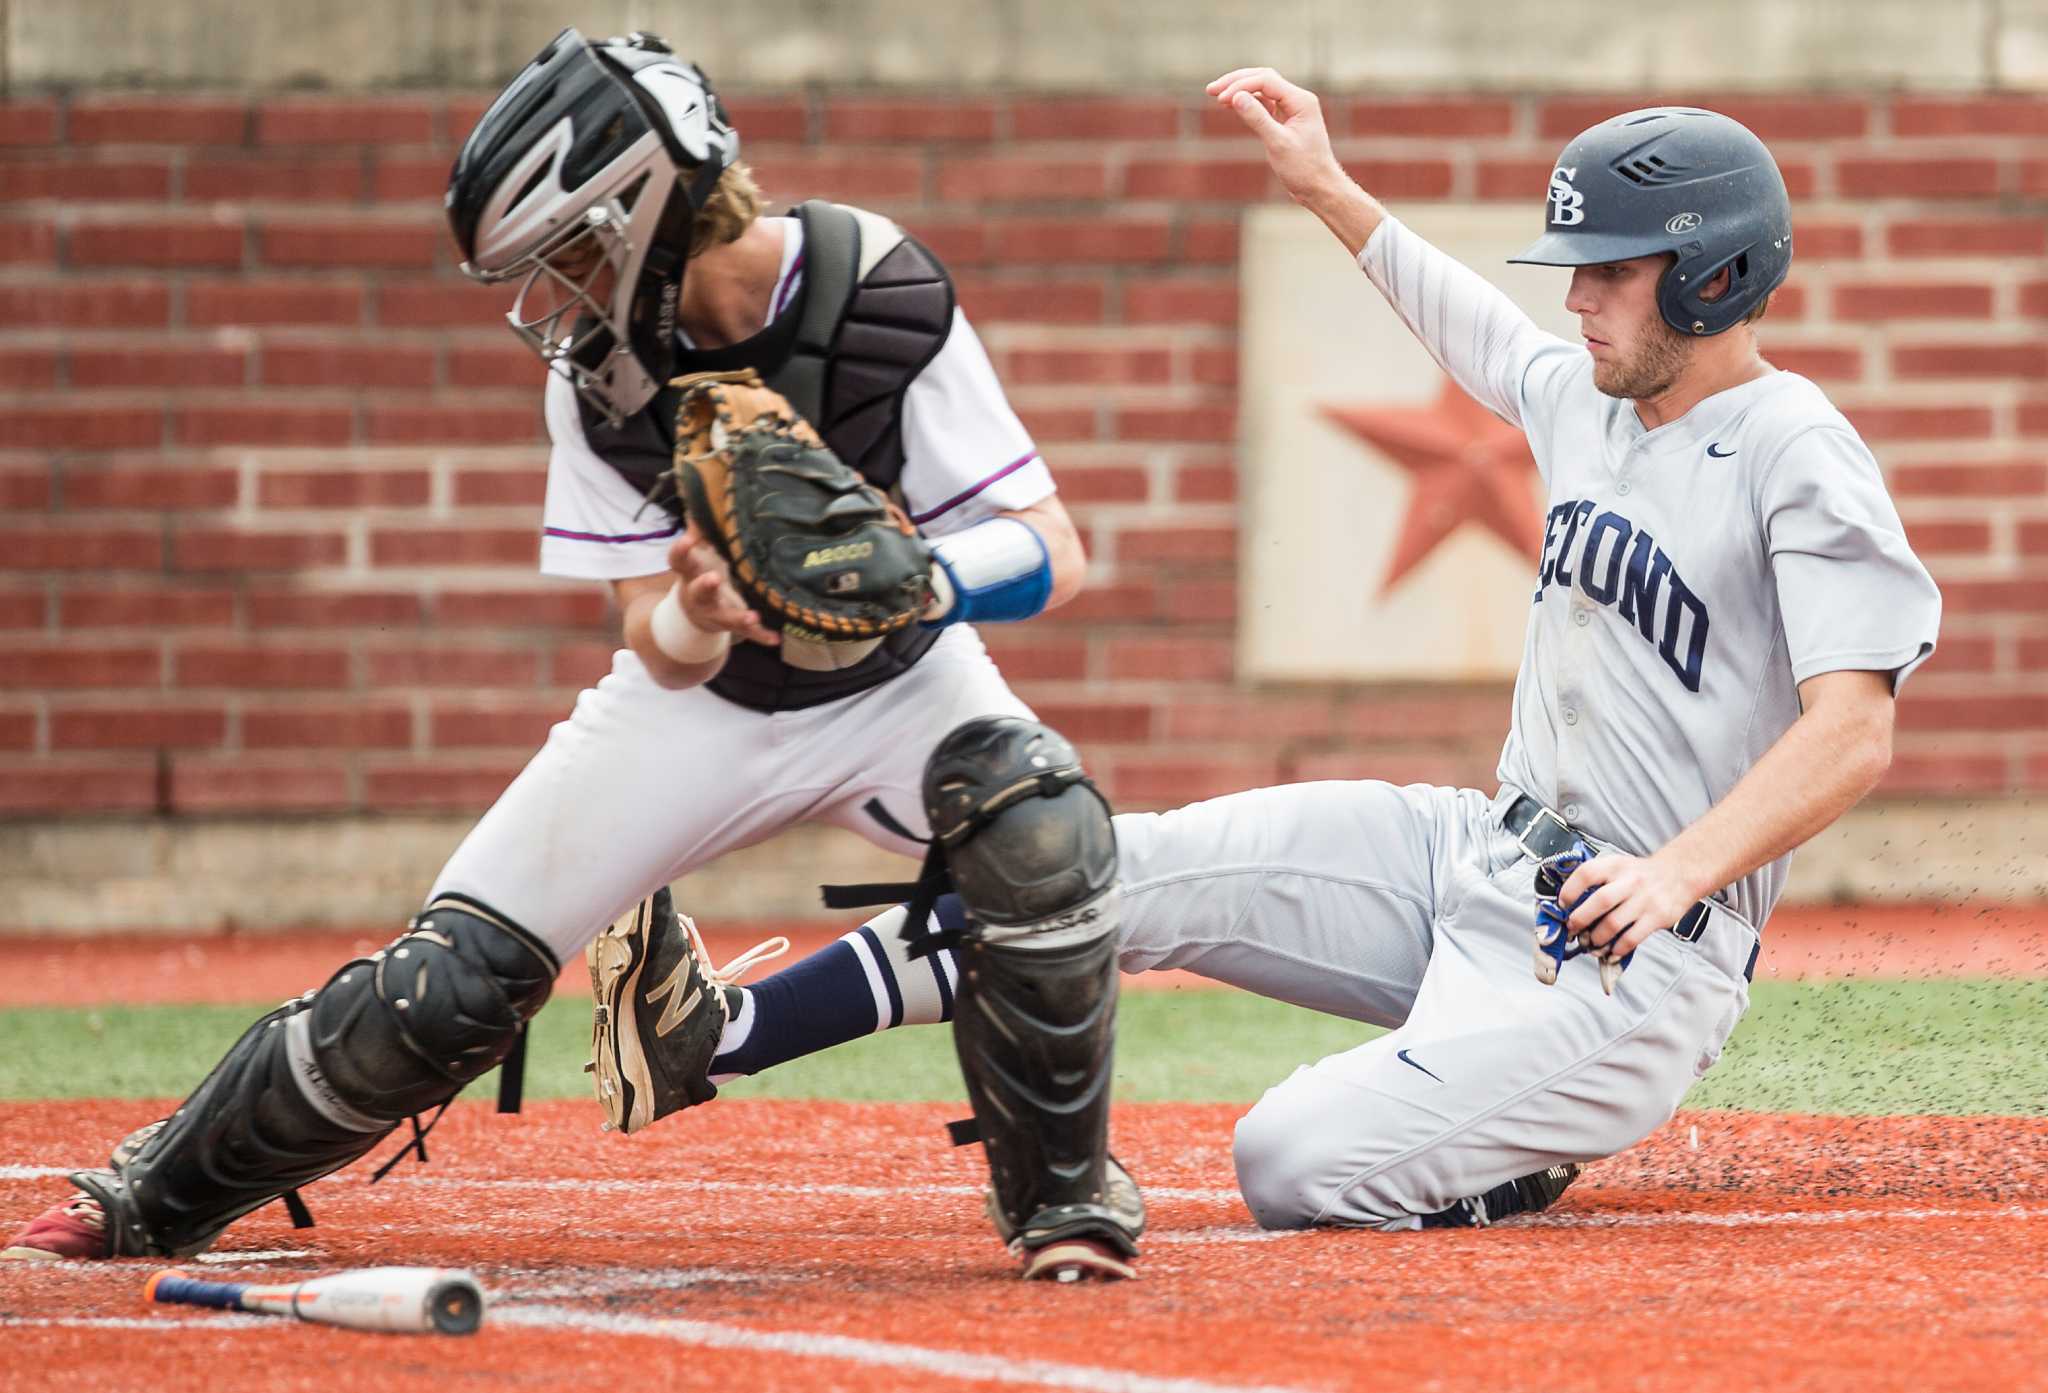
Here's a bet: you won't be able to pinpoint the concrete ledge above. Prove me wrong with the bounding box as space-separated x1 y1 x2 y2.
4 796 2044 936
4 0 2032 92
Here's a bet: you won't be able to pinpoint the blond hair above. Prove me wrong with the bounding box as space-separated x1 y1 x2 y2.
689 161 762 258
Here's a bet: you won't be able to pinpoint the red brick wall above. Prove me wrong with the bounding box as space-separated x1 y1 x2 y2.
3 92 2044 817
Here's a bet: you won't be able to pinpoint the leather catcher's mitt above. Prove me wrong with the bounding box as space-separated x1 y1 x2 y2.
669 368 932 640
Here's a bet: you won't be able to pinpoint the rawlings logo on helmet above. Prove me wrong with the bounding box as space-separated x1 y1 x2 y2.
1666 211 1703 235
1547 167 1586 227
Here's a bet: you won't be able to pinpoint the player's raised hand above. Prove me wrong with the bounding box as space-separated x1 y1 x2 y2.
1207 68 1343 205
669 525 779 647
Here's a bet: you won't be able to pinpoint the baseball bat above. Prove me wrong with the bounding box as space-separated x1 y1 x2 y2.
144 1265 485 1335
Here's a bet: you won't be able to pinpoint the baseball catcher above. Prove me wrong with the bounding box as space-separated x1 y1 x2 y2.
6 25 1109 1275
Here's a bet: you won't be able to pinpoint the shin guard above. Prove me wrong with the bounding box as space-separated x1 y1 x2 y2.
73 897 555 1258
925 717 1141 1274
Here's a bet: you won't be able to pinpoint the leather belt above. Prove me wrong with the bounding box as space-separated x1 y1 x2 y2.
1503 793 1746 974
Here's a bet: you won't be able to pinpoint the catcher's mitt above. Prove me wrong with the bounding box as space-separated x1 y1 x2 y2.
669 368 932 648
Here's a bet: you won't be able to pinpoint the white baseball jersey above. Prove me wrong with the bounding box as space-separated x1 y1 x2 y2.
1359 215 1941 928
537 214 1054 582
431 212 1051 958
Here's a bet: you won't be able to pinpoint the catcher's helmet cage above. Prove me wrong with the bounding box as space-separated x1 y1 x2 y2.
1506 107 1792 337
446 28 740 424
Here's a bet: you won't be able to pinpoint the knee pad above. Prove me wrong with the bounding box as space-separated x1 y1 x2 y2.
924 717 1137 1256
925 716 1118 941
300 895 556 1121
76 898 555 1258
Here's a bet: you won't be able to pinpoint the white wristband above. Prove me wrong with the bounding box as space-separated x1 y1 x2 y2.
649 583 730 664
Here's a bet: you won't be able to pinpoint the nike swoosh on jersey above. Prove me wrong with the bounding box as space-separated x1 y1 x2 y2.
1396 1048 1445 1083
1706 442 1737 458
645 960 705 1038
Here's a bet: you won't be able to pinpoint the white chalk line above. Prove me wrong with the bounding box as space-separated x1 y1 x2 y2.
12 1165 2046 1235
1523 1204 2048 1230
508 1266 799 1299
1146 1227 1308 1246
492 1303 1320 1393
388 1175 1247 1204
0 1294 1323 1391
1 1167 1236 1203
0 1315 271 1331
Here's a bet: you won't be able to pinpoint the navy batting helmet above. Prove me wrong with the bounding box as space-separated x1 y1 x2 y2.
1506 108 1792 337
447 28 740 424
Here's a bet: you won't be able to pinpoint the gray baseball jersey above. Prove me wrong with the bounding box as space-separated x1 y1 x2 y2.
1360 216 1942 929
1092 217 1941 1231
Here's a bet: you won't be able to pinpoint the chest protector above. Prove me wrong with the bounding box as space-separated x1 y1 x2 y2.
576 201 956 711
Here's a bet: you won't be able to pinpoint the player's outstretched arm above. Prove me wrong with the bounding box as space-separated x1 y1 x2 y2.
1560 668 1896 960
1208 68 1385 257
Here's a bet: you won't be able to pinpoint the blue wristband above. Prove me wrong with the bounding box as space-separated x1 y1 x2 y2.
923 517 1053 628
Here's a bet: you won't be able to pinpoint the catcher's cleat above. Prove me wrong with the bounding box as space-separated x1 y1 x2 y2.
990 1156 1144 1282
1421 1162 1584 1229
1019 1236 1138 1283
2 1194 112 1262
586 888 787 1135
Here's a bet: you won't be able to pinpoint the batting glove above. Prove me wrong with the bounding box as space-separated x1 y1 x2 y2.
1531 839 1631 992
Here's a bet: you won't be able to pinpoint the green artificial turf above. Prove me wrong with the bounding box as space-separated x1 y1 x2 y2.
2 978 2045 1114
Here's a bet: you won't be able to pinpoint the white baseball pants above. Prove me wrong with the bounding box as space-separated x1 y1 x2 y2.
431 625 1032 966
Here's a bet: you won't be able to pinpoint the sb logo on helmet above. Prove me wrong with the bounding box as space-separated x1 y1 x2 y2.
1547 167 1586 226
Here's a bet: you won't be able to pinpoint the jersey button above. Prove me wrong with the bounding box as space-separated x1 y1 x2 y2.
1573 609 1590 627
1564 802 1582 821
1616 481 1632 496
1562 707 1579 726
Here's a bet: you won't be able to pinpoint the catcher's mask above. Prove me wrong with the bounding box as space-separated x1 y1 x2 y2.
1506 107 1791 337
446 27 740 425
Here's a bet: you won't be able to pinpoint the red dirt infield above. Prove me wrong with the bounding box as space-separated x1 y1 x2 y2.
5 906 2046 1390
2 1100 2045 1393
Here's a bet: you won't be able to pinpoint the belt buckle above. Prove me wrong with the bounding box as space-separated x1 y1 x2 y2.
1672 902 1711 943
1516 805 1573 862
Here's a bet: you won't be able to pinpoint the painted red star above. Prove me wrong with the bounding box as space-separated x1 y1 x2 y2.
1319 380 1544 596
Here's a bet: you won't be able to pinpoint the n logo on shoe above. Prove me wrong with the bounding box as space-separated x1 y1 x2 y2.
645 962 705 1038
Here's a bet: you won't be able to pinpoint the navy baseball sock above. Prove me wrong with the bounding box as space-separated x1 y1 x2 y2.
710 894 963 1078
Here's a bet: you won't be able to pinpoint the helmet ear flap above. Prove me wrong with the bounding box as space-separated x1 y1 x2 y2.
1659 241 1765 337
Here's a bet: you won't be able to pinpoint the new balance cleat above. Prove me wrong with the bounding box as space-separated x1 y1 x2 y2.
586 887 787 1135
